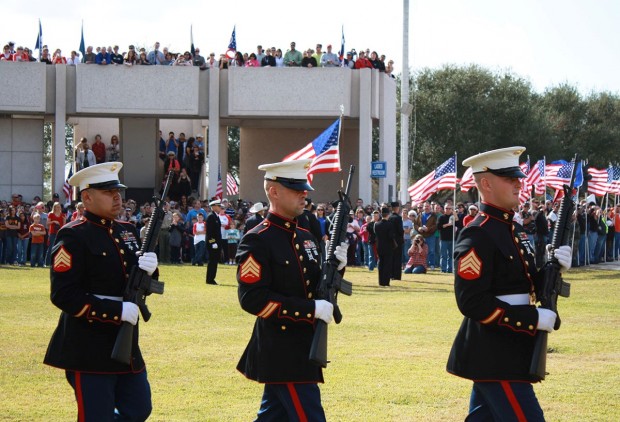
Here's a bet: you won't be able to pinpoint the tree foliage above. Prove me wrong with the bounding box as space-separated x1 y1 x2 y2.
396 65 620 185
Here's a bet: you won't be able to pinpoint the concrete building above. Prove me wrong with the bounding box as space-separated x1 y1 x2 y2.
0 62 396 205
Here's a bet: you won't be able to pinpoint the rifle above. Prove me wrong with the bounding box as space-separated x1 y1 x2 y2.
111 171 172 364
529 155 577 380
309 165 354 367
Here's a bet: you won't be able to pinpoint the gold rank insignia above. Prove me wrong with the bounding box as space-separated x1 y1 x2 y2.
239 254 262 283
53 246 72 273
503 213 509 220
457 248 482 280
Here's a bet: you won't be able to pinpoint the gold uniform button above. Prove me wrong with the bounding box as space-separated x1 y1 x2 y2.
285 222 291 228
514 237 519 243
504 317 509 322
294 311 300 316
114 316 119 321
115 239 120 243
293 233 297 238
299 255 304 261
303 268 307 273
102 252 107 256
525 261 529 266
307 293 313 298
91 311 96 316
124 261 127 266
285 260 289 265
120 249 125 255
529 325 534 330
307 313 312 318
282 310 288 315
281 326 286 331
102 314 107 318
516 321 522 327
89 320 93 323
296 244 300 250
306 280 310 286
509 256 513 260
519 249 524 255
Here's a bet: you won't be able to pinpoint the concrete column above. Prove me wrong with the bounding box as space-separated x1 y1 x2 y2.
207 67 220 199
380 75 397 203
53 64 67 197
358 69 373 203
119 118 158 202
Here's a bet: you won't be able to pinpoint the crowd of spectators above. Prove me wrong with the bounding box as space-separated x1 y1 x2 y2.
1 40 396 77
2 190 618 270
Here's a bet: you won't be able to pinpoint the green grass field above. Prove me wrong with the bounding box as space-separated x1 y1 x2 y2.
1 263 619 421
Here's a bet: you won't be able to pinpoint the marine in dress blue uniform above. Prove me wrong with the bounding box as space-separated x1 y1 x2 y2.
446 147 571 421
236 159 344 422
44 162 159 422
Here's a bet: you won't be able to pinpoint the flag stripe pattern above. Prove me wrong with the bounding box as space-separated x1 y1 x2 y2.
408 155 457 202
62 167 73 201
588 166 610 196
227 173 239 196
459 167 475 192
283 119 341 180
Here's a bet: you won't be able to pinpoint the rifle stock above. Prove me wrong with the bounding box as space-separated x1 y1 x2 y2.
111 171 172 364
309 166 355 367
528 155 577 380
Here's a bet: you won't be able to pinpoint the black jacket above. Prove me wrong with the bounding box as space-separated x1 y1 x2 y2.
447 202 544 382
44 212 151 373
236 212 323 383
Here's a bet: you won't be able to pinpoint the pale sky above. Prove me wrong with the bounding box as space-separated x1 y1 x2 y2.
3 0 619 94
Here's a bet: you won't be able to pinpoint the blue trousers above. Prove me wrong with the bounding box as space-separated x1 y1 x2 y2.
402 238 412 265
614 232 620 259
5 236 17 264
65 369 152 422
30 242 45 267
256 383 326 422
364 242 376 270
16 238 29 265
466 381 544 422
192 241 205 265
426 237 436 268
440 240 453 273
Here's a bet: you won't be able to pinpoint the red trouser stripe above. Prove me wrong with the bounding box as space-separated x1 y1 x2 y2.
75 371 85 422
286 383 308 422
500 381 527 422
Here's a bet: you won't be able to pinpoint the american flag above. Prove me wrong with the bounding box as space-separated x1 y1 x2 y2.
545 159 582 191
518 159 531 204
215 165 223 199
526 158 545 195
587 166 610 196
459 167 475 192
226 173 239 196
611 164 620 195
226 25 236 59
408 155 457 201
62 167 73 201
283 119 341 181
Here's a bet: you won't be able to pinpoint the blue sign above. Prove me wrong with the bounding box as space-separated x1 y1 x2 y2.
371 161 387 178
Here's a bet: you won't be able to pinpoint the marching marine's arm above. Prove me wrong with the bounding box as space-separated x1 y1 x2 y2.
50 228 123 325
237 232 317 326
454 228 540 336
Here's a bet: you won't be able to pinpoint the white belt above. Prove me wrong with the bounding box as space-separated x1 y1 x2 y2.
93 294 123 302
496 294 530 305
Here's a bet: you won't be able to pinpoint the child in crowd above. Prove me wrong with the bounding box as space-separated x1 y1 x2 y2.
29 212 46 267
192 214 206 266
226 221 242 265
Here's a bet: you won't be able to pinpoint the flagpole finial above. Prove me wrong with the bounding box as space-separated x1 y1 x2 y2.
339 104 344 115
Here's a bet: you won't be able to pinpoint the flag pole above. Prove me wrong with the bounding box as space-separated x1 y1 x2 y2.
452 152 457 271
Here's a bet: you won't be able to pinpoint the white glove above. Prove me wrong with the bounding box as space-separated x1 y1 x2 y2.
314 299 334 324
121 302 139 325
547 244 572 272
326 240 348 271
138 252 158 276
536 308 557 333
212 243 219 249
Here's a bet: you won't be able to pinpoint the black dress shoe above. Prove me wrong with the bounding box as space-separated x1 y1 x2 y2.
206 280 218 285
